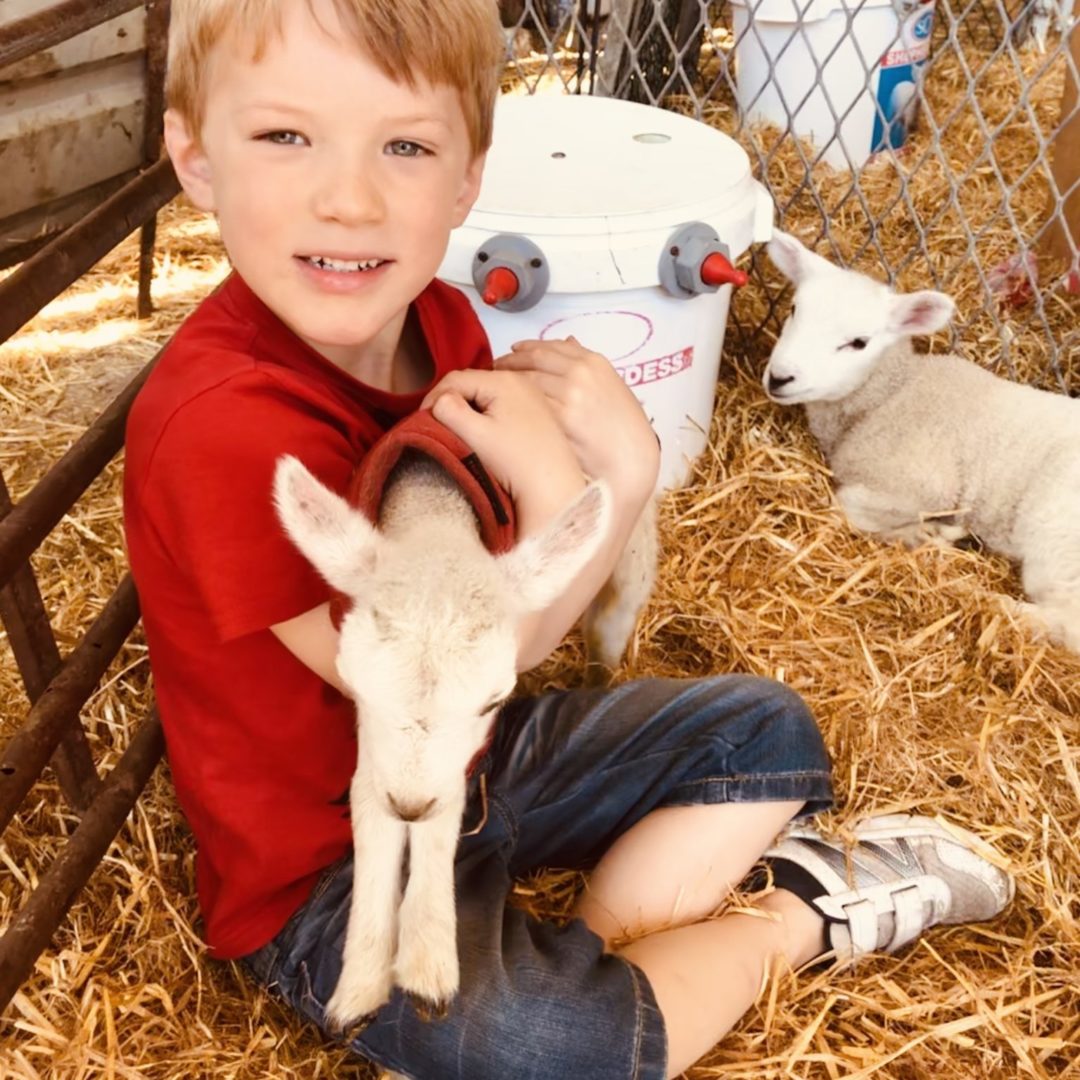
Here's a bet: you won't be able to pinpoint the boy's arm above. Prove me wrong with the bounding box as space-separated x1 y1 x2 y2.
423 341 659 670
270 602 348 693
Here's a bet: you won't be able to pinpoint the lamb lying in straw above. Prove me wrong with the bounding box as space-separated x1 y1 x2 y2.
763 229 1080 652
274 437 654 1029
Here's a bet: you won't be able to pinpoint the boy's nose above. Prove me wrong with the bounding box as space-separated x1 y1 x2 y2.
312 167 386 226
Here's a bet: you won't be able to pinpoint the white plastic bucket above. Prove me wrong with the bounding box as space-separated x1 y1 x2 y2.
728 0 937 169
438 94 774 491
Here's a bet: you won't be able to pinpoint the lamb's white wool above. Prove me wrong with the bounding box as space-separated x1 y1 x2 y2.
763 230 1080 653
273 451 653 1028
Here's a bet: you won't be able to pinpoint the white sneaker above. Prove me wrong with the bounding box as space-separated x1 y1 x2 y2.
765 813 1015 964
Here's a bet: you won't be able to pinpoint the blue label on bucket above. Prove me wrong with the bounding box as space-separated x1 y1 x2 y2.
871 1 935 153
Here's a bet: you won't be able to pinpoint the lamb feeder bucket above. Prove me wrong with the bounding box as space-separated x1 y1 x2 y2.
437 94 774 492
727 0 937 169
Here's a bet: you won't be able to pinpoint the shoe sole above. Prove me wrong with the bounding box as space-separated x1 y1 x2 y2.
784 812 1016 904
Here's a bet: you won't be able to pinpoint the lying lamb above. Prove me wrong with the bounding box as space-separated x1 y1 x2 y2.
273 417 654 1029
763 229 1080 652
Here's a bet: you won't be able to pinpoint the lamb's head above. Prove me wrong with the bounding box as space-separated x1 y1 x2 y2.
273 455 611 821
763 230 956 404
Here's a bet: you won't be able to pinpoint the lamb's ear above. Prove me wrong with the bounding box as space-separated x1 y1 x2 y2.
887 290 956 336
498 481 612 613
766 230 833 284
272 455 378 595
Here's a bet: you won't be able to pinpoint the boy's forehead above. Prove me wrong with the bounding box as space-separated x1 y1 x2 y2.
202 5 452 109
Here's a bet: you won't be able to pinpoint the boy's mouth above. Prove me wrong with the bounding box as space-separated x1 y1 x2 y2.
300 255 387 273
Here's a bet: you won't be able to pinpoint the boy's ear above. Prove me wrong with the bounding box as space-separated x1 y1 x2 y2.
163 108 216 212
451 152 486 228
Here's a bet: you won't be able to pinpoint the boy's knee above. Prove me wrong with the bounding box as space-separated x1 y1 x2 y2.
765 681 829 773
702 675 830 776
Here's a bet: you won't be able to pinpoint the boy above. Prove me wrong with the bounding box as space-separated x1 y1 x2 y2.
123 1 1014 1077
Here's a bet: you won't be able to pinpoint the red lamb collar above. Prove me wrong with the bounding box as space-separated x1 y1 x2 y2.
329 410 516 631
348 409 516 551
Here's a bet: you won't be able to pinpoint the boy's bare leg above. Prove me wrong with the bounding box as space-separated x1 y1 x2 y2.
574 801 806 941
574 801 821 1079
620 891 824 1078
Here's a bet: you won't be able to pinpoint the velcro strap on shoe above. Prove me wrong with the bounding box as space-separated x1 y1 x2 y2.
838 896 879 957
887 883 927 952
813 875 940 959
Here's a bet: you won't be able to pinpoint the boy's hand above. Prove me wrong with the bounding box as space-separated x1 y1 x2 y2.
495 337 659 503
420 369 584 517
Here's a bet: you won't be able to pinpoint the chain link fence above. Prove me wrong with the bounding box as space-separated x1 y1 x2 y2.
497 0 1079 392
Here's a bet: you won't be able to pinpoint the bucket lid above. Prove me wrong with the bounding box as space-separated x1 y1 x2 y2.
440 94 772 292
728 0 903 20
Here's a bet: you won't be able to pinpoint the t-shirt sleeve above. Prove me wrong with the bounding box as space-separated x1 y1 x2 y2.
135 371 357 642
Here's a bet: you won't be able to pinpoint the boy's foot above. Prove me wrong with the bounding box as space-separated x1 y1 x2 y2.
765 813 1015 964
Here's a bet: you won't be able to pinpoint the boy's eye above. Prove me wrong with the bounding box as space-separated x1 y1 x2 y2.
387 139 428 158
258 130 307 147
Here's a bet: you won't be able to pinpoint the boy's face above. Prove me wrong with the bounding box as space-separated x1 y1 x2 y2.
164 0 484 368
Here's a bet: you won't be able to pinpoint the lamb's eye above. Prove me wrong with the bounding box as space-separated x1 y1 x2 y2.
846 337 869 351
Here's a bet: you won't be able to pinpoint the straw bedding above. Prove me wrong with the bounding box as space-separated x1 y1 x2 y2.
2 30 1078 1080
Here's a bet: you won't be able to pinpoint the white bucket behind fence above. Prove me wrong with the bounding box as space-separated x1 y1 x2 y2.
729 0 937 169
438 94 774 491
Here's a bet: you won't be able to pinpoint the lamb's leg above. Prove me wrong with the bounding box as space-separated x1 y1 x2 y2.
836 483 969 547
1017 583 1080 653
326 761 406 1030
394 789 466 1009
583 498 658 676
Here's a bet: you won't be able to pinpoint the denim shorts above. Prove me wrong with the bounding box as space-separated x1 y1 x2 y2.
241 675 833 1080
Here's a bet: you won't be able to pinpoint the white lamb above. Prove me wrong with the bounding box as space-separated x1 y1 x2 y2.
763 229 1080 652
273 450 654 1030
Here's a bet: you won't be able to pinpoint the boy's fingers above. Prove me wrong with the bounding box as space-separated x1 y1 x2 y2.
430 391 488 445
423 369 497 413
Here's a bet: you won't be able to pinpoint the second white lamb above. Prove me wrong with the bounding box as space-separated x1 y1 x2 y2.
763 229 1080 652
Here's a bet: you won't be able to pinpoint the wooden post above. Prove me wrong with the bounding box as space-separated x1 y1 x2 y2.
137 0 172 318
1043 0 1080 287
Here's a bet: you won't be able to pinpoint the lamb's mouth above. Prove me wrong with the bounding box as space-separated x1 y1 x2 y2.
301 255 387 273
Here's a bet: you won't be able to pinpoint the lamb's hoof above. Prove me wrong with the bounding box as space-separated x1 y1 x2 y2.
395 938 459 1014
583 659 615 688
408 992 452 1023
325 970 392 1034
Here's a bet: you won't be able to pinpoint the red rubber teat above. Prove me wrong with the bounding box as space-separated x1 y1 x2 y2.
482 266 520 305
700 252 749 289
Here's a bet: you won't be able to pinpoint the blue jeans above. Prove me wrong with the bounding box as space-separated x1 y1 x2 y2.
241 675 833 1080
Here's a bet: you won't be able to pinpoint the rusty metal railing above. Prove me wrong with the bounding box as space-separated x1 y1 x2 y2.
0 0 176 1018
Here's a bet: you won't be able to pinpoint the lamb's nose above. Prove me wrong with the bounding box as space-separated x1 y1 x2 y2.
388 795 437 822
767 373 796 395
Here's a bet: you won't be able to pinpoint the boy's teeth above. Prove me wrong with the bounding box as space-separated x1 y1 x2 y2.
307 256 382 272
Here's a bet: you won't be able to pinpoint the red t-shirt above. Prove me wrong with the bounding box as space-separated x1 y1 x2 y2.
123 272 493 959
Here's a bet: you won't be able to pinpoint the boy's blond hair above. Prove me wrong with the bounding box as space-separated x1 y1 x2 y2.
166 0 505 156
